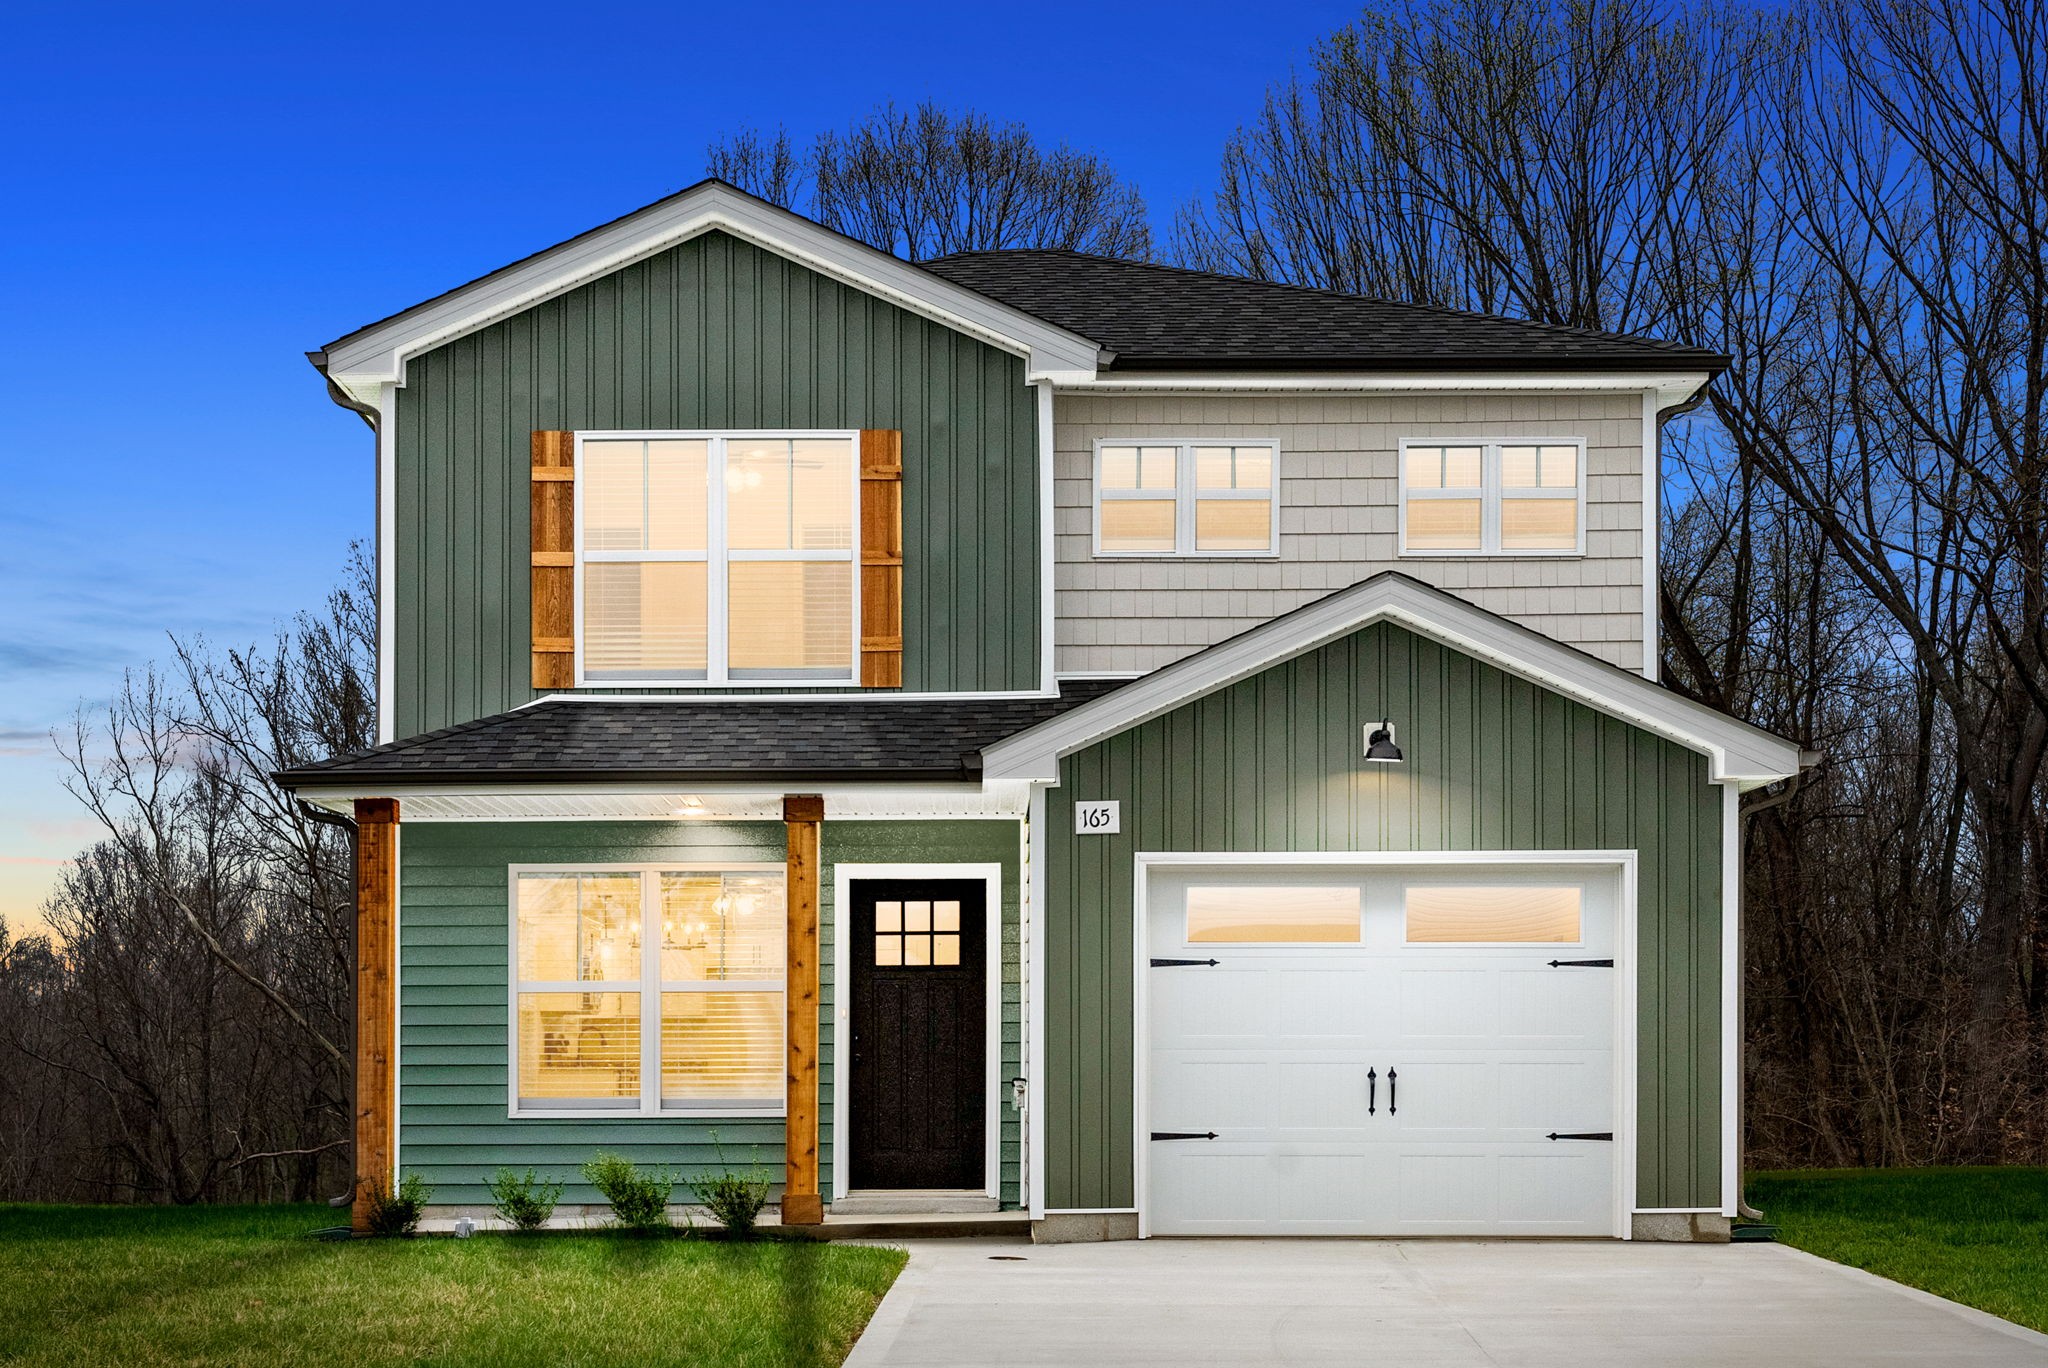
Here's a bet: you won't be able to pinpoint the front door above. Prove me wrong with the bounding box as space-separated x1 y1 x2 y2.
849 879 986 1190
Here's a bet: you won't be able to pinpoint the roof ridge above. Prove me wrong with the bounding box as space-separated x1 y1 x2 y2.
922 249 1716 357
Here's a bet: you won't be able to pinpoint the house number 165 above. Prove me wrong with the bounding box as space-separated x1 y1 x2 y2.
1074 801 1121 835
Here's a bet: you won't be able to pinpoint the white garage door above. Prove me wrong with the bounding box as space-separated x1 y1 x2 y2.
1144 864 1619 1237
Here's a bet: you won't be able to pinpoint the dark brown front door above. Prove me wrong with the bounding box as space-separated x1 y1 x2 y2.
849 879 986 1190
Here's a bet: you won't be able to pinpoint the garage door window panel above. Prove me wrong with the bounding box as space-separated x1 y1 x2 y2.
1404 886 1583 944
1185 886 1362 943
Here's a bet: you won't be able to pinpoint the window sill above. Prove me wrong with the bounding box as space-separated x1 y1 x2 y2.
1396 549 1587 559
509 1108 788 1121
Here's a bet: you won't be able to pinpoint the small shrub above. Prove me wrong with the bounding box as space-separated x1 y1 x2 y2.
698 1133 774 1238
583 1152 674 1232
363 1172 432 1236
486 1167 563 1231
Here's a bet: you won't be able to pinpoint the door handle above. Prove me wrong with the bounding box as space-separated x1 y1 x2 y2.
1388 1068 1397 1115
1367 1067 1377 1115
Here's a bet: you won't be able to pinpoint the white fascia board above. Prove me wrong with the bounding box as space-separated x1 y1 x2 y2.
1057 369 1714 408
320 182 1102 389
981 574 1803 788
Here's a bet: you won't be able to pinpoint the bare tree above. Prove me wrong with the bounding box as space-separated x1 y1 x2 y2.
708 103 1153 261
0 549 373 1201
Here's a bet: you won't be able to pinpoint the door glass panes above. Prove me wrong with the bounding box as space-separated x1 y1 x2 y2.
1186 886 1362 943
659 872 783 981
1404 886 1583 943
874 897 964 967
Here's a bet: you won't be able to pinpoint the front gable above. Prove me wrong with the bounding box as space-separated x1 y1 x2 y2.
388 228 1045 734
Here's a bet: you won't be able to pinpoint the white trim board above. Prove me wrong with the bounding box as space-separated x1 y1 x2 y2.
319 181 1103 392
1127 850 1638 1240
1054 370 1716 409
830 863 1007 1206
983 572 1804 789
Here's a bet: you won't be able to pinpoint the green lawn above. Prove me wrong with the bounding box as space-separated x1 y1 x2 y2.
0 1204 906 1368
1749 1167 2048 1334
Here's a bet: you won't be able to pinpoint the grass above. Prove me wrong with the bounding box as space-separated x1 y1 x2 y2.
1749 1166 2048 1334
0 1204 906 1368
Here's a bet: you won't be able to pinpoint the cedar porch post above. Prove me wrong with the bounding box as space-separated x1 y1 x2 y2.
782 794 825 1225
351 797 400 1233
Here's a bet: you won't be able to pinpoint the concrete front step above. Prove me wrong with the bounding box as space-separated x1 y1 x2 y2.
829 1190 1001 1216
807 1210 1030 1241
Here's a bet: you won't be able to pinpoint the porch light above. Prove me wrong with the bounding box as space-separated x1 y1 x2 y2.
1364 720 1403 764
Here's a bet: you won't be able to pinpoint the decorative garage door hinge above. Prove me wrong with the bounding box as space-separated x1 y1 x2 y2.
1149 957 1221 967
1546 1132 1615 1141
1546 958 1615 968
1149 1131 1219 1141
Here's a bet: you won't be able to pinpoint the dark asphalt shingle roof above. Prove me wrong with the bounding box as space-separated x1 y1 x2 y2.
275 681 1129 787
921 250 1727 372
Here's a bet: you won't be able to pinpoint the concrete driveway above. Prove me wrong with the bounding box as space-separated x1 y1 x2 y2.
845 1238 2048 1367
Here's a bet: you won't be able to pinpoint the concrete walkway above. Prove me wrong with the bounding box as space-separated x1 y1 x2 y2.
844 1238 2048 1367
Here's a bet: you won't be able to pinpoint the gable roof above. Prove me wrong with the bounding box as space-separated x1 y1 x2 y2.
274 681 1128 790
312 179 1106 400
921 250 1728 374
982 572 1805 789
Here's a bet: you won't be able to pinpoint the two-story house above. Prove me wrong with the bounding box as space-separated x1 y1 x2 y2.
281 180 1805 1243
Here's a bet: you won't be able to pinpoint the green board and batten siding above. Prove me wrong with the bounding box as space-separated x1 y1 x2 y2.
1041 620 1725 1213
399 819 1024 1208
391 229 1040 736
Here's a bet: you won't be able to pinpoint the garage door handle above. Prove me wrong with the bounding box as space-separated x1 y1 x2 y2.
1367 1068 1376 1115
1150 957 1220 967
1150 1131 1218 1141
1388 1068 1396 1114
1546 1132 1615 1141
1547 958 1614 968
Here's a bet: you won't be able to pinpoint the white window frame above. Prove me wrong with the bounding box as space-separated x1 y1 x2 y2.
572 430 862 688
1397 437 1588 558
1091 438 1282 559
507 861 786 1120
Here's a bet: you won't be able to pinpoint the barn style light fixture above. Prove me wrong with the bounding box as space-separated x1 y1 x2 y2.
1364 720 1404 764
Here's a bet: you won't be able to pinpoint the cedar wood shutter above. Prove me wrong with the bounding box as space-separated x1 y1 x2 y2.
860 429 904 688
530 428 902 689
530 431 575 689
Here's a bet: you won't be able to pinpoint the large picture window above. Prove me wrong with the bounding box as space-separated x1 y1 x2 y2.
577 432 858 684
1400 440 1585 556
1093 441 1278 557
512 865 785 1116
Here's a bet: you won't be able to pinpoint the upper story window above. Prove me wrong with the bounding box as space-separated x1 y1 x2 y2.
1094 441 1278 557
1400 441 1585 556
578 432 857 684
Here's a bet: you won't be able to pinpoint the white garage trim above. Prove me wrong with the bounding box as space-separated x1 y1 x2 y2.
830 862 1005 1206
1722 782 1740 1217
1130 849 1639 1240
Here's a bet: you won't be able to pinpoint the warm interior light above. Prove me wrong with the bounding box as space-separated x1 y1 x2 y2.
1364 720 1404 764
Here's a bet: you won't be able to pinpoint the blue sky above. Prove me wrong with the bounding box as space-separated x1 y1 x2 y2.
0 0 1354 933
